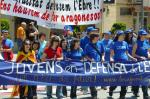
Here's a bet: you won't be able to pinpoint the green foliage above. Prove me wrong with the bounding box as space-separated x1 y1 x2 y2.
111 22 126 34
147 24 150 30
0 19 10 30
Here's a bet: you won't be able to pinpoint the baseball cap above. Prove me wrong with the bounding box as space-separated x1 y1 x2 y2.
1 30 8 33
125 29 133 34
138 29 148 35
116 30 124 35
86 26 98 33
103 31 111 35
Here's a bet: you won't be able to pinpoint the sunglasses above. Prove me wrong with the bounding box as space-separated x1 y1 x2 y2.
25 43 31 45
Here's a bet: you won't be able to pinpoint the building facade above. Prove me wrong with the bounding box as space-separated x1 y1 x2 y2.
103 0 150 32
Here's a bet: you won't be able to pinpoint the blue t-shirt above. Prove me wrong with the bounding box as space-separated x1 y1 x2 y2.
63 49 68 60
111 41 129 61
2 39 14 49
84 42 104 62
67 48 84 60
38 40 47 59
136 40 150 58
101 39 113 61
80 36 90 50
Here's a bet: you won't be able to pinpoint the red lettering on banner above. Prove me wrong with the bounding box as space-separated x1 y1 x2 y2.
41 10 50 20
0 0 11 11
61 15 65 22
13 2 40 18
61 12 102 25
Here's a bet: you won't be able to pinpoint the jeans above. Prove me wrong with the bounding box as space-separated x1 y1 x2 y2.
62 86 67 96
56 86 63 98
19 85 36 99
47 86 52 98
17 39 23 50
47 86 63 98
109 86 127 97
70 86 97 98
132 86 149 97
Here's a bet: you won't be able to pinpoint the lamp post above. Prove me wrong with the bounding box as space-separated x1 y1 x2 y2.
141 0 144 28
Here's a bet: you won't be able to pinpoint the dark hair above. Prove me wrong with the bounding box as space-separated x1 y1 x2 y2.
60 38 67 49
90 33 99 41
39 33 46 39
20 39 32 52
113 34 119 42
50 36 60 47
32 40 40 50
125 33 133 44
70 38 80 51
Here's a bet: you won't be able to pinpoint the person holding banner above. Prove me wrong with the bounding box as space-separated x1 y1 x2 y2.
60 38 69 97
101 31 113 90
67 38 85 99
132 29 150 99
11 39 37 99
84 31 104 99
41 36 64 99
109 30 137 99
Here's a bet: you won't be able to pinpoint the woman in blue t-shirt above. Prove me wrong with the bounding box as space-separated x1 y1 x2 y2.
132 29 150 99
101 31 113 62
67 38 85 99
109 30 136 99
60 38 69 97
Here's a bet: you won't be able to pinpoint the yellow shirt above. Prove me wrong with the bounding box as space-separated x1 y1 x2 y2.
17 27 26 40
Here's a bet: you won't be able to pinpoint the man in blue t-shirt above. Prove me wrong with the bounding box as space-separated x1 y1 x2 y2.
80 26 98 50
84 32 104 99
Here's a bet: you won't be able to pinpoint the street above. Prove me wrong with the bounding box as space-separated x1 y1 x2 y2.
0 86 149 99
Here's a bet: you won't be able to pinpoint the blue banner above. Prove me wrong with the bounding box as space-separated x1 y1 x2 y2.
0 60 150 86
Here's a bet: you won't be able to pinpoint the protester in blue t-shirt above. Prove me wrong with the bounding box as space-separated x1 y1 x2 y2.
60 38 68 97
100 31 113 90
80 26 98 50
67 39 85 99
132 29 150 99
84 32 104 99
101 31 113 62
124 29 137 55
109 30 136 99
1 30 14 61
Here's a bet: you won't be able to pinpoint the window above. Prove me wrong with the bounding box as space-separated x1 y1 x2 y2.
104 0 115 3
120 7 132 15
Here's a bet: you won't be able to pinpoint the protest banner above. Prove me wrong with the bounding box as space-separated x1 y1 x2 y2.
0 60 150 86
0 0 103 28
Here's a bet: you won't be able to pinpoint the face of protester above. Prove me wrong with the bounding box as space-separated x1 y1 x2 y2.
62 40 67 49
74 42 80 49
118 34 125 41
52 40 59 48
40 35 46 42
24 41 31 53
22 24 26 29
67 30 73 37
3 32 8 39
33 43 39 51
140 35 147 41
128 33 133 39
104 34 110 40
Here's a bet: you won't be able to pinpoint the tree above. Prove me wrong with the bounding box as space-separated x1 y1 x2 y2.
0 19 10 30
111 22 126 34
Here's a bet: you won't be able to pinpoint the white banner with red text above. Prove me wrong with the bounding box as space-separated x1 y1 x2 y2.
0 0 103 28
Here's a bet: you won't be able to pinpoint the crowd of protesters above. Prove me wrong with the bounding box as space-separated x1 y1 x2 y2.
1 21 150 99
